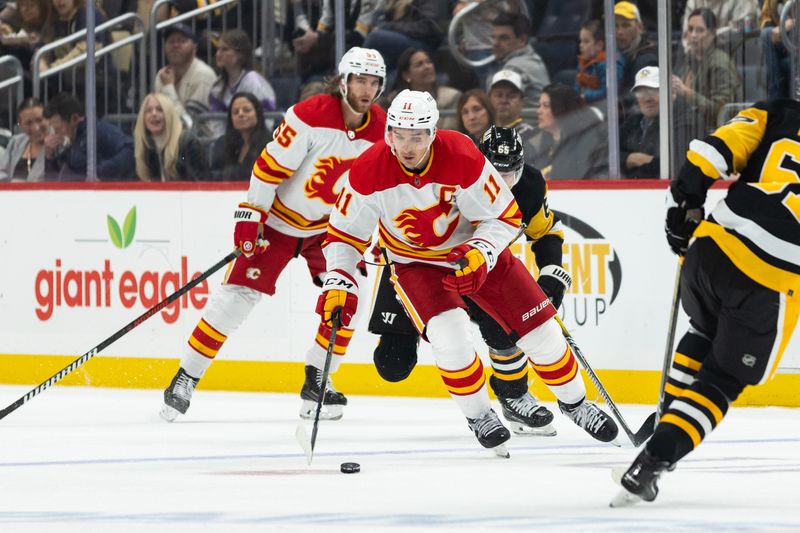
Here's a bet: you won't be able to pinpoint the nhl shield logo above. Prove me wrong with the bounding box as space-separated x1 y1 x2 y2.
741 353 757 368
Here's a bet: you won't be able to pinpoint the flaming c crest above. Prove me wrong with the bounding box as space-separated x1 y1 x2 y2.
305 156 355 205
394 186 459 247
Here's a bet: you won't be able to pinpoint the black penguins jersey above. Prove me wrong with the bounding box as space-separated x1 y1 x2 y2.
512 164 565 269
673 99 800 294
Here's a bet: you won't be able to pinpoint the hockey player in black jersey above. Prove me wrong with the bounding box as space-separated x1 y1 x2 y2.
368 126 619 443
611 100 800 506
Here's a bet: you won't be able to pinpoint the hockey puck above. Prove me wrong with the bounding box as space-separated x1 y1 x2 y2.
340 462 360 474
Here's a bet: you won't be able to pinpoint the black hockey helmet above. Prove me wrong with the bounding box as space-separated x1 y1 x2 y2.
479 125 524 173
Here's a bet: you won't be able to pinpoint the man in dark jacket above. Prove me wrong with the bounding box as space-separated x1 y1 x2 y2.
615 2 658 115
43 93 135 181
620 66 661 178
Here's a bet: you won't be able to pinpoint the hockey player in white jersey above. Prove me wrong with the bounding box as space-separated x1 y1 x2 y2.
317 90 618 454
160 47 387 422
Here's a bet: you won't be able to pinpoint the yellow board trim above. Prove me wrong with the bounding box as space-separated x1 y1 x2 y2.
1 355 799 406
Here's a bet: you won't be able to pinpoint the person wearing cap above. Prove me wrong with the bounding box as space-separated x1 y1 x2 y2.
154 22 217 132
488 69 537 166
614 1 657 103
487 12 549 107
619 66 662 179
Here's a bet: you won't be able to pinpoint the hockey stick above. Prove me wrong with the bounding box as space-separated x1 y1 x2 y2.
296 310 341 465
0 249 241 421
656 261 683 422
554 316 656 446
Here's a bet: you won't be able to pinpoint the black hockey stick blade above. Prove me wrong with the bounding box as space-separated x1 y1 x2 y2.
630 412 658 447
0 249 241 421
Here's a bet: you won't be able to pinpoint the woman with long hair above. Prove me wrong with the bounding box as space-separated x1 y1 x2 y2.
210 91 270 181
0 97 48 182
456 88 494 144
384 48 461 130
209 29 276 115
533 83 608 179
673 7 739 138
133 92 205 181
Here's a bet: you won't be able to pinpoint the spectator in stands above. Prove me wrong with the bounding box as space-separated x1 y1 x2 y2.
384 48 462 130
673 8 739 139
43 93 134 181
619 67 662 179
0 0 50 72
488 69 537 166
760 0 794 100
154 22 216 130
456 88 494 144
452 0 530 88
38 0 108 74
290 0 379 85
0 97 48 182
133 93 206 181
209 91 269 181
362 0 450 72
487 12 549 108
615 2 658 107
681 0 758 50
576 19 624 110
533 83 608 179
209 29 276 118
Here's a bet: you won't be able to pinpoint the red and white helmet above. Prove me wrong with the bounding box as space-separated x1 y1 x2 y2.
386 90 439 133
338 46 386 99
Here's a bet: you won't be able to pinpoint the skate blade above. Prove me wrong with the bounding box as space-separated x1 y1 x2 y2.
510 422 557 436
299 400 343 421
492 444 510 458
159 404 180 422
610 437 622 447
609 487 642 508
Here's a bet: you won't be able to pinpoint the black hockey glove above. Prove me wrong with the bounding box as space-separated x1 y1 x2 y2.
665 206 703 256
537 264 572 310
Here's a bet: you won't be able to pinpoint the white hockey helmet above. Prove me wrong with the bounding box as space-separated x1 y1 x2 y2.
386 90 439 133
338 46 386 99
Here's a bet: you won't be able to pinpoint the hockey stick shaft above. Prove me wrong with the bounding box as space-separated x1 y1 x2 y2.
309 312 341 452
656 261 683 421
555 316 654 446
0 249 241 421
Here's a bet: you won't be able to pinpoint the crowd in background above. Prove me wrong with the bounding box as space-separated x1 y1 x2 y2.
0 0 794 182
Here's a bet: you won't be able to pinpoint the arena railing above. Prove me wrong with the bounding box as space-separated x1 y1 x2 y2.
0 55 24 130
31 12 147 116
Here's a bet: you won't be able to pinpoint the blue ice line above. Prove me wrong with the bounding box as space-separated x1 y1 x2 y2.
0 436 797 469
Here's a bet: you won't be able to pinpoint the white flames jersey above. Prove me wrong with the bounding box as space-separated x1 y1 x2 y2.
247 93 386 238
324 130 523 279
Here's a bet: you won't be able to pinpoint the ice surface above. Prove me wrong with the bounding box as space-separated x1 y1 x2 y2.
0 386 798 532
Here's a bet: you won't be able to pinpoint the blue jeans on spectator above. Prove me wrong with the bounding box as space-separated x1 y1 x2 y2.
761 27 791 100
363 29 433 76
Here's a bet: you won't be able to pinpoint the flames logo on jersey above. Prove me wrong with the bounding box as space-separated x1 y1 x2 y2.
304 156 355 205
394 186 460 247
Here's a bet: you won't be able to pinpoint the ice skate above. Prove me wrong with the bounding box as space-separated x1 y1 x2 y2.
299 365 348 421
558 399 619 444
160 368 199 422
498 392 557 436
467 409 511 458
610 449 672 507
